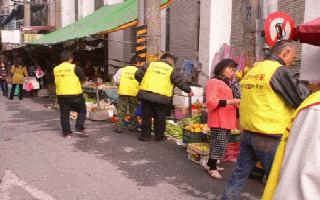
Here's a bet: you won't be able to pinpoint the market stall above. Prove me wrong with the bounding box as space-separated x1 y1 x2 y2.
82 81 118 102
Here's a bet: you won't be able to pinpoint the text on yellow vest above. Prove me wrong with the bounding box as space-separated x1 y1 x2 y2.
118 66 140 97
54 62 82 95
239 60 295 135
139 62 174 97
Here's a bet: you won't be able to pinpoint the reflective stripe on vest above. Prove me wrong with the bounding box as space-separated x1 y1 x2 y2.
54 62 82 95
139 62 174 97
262 91 320 200
239 60 295 135
118 66 140 97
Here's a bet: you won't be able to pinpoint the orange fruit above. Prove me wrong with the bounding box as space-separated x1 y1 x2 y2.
195 128 201 132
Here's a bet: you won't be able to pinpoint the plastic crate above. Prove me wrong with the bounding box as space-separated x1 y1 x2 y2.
202 133 210 143
229 134 241 143
182 128 203 144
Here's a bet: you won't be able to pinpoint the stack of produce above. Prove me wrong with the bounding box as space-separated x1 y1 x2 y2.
82 82 118 90
184 124 210 134
165 114 202 139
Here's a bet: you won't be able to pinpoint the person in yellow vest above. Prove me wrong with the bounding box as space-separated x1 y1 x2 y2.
261 90 320 200
134 53 193 141
54 50 87 138
221 40 310 200
114 55 142 133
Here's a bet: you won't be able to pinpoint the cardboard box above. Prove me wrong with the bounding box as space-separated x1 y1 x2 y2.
187 143 210 156
173 95 203 106
174 86 204 96
187 153 209 166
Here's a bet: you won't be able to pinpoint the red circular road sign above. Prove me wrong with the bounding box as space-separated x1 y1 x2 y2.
264 12 295 47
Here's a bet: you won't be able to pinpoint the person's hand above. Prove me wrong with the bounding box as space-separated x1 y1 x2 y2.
188 91 194 96
227 99 240 106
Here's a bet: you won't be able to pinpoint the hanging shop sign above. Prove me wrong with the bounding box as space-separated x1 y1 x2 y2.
264 12 295 47
24 34 45 43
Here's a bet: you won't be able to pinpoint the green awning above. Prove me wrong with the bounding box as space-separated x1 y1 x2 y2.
30 0 172 45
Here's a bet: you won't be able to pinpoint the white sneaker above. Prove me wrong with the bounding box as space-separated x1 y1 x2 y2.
209 170 222 179
217 166 225 172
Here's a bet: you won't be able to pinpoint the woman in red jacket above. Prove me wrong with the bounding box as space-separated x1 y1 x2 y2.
205 59 240 179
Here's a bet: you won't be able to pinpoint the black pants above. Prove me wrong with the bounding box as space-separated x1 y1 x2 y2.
140 99 167 140
9 84 23 99
0 80 8 96
58 95 87 135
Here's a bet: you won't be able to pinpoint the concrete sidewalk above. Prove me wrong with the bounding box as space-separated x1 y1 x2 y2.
0 94 265 200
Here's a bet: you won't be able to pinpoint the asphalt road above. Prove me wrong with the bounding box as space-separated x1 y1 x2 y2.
0 94 265 200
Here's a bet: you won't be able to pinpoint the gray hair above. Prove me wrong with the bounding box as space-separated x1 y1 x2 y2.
270 40 296 56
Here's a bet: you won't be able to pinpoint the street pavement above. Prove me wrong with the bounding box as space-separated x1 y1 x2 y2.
0 94 266 200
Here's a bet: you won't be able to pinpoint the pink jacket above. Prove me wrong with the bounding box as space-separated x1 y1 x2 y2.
206 78 237 130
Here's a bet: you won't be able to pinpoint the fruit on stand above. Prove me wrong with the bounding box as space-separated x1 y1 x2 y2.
165 114 204 139
185 123 208 132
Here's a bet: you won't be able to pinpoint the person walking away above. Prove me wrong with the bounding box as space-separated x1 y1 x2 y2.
134 53 193 141
205 59 240 179
114 55 142 133
221 40 311 200
9 59 28 100
54 50 87 138
261 91 320 200
0 62 9 97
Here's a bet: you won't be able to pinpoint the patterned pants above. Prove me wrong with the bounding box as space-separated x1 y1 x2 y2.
209 128 230 160
116 95 138 132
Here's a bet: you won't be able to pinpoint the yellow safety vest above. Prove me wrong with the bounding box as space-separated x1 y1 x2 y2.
54 62 82 95
262 91 320 200
139 62 174 97
239 60 295 135
118 66 140 97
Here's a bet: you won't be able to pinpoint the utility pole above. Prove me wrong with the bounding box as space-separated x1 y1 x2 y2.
137 0 161 64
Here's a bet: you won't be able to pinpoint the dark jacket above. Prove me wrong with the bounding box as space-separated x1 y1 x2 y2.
0 66 9 81
266 54 311 109
135 59 192 105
